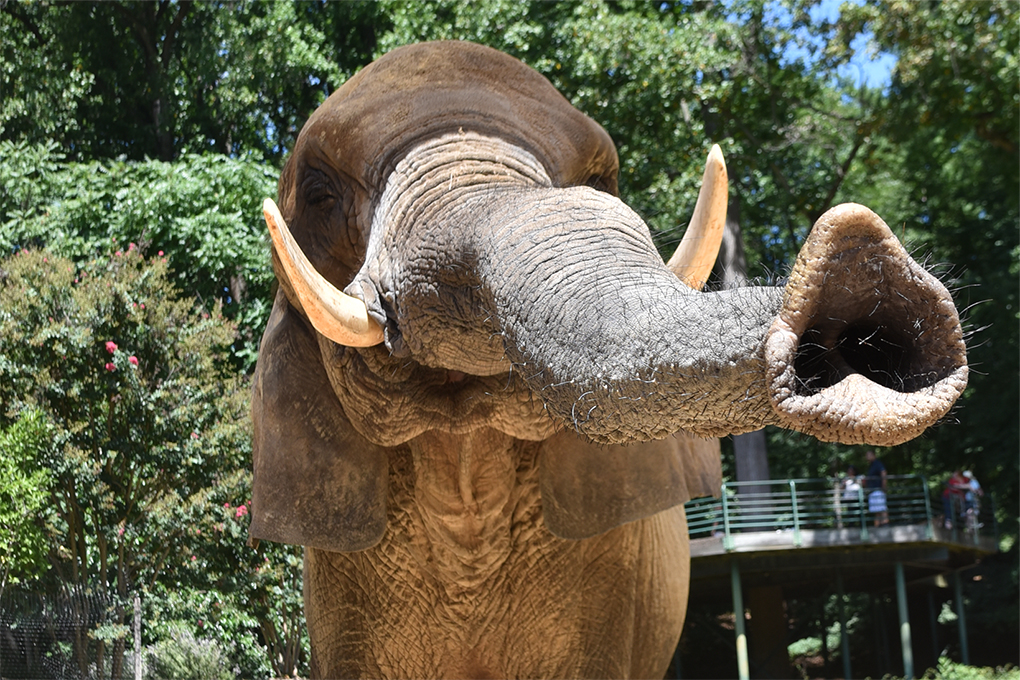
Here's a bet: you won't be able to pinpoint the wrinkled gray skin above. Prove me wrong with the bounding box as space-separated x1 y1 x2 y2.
250 42 967 678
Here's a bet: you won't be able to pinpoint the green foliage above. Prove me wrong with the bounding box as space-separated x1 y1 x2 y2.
0 408 54 588
146 622 235 680
0 247 249 670
922 658 1020 680
0 1 351 162
787 635 823 659
145 468 310 678
0 141 278 371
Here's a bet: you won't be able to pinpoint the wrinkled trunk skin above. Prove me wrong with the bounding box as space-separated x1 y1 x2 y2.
474 186 783 443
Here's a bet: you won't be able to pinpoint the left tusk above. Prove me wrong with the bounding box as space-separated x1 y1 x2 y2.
263 198 385 347
666 144 728 290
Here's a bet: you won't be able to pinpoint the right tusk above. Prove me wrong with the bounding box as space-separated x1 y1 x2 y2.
263 198 385 347
665 144 728 290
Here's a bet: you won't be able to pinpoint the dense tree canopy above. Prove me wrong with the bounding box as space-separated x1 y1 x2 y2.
1 0 1016 675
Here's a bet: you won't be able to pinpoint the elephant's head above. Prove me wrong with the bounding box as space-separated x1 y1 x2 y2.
249 41 967 553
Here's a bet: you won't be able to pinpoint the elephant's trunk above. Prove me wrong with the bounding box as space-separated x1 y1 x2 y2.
474 194 966 446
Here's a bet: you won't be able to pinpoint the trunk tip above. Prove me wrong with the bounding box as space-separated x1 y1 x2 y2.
765 203 968 445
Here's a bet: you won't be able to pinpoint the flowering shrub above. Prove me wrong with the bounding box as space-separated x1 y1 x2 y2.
0 248 252 674
0 145 277 372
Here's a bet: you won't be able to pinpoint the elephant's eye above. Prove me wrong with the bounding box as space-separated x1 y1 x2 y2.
301 170 338 207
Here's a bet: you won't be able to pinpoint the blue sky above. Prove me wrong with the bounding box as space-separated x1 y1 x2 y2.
780 0 898 89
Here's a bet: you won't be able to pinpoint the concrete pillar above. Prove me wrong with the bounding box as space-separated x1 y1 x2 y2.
895 562 914 679
731 560 750 680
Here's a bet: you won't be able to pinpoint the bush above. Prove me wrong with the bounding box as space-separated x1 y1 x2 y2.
922 658 1020 680
146 623 235 680
0 141 278 371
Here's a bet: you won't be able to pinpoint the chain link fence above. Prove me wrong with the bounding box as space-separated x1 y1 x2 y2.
0 586 142 680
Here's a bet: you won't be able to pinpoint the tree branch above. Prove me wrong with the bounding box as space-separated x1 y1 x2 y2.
160 0 193 71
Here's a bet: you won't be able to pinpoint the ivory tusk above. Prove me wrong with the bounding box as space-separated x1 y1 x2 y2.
263 198 385 347
666 144 728 290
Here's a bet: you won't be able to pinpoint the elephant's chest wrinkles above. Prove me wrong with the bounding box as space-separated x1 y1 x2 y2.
408 430 518 590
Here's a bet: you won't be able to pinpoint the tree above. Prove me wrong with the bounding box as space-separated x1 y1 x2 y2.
1 1 349 163
0 248 248 677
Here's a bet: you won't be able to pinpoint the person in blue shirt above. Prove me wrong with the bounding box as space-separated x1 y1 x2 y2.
864 450 888 526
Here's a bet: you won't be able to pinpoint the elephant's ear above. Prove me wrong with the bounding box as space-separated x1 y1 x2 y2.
250 289 388 552
539 431 721 539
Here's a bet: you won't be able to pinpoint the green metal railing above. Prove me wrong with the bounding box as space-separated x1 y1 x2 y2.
685 475 997 550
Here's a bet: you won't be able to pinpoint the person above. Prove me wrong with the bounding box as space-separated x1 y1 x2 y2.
842 465 861 499
963 470 983 529
863 450 888 526
836 464 861 529
941 469 968 529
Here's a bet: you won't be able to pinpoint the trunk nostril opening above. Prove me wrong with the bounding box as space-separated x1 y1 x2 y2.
838 322 913 390
793 319 928 395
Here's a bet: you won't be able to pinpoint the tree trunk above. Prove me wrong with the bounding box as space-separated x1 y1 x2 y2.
720 197 791 680
717 199 772 494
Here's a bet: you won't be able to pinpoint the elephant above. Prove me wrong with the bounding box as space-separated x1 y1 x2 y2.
248 41 967 678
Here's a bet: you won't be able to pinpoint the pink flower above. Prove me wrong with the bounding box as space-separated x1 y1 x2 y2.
223 502 231 508
158 250 164 257
235 505 248 518
128 242 136 251
118 526 125 536
191 555 197 561
105 362 116 372
128 356 138 366
105 341 118 353
140 303 145 309
191 431 200 439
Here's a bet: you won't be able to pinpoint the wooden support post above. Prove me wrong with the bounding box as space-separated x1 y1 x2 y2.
927 590 940 670
837 570 852 680
895 562 914 679
747 585 791 679
731 559 750 680
953 570 970 665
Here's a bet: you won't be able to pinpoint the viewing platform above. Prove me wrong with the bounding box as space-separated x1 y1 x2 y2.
680 476 999 679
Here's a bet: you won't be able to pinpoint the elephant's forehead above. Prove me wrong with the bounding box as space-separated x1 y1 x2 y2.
299 40 619 194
